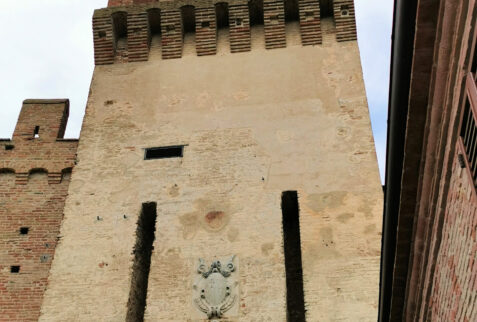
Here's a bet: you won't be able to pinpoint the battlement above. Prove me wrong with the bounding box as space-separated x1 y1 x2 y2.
0 99 78 182
93 0 357 64
0 100 78 321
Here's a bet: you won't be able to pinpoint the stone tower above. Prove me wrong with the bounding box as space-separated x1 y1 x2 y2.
3 0 382 321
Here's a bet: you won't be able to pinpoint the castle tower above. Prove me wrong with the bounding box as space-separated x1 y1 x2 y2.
33 0 381 320
0 100 78 321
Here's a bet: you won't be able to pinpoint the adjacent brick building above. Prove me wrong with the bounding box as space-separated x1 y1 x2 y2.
0 100 78 321
380 0 477 321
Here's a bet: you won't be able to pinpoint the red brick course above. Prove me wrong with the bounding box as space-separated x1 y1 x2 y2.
428 148 477 321
0 100 77 322
96 0 358 65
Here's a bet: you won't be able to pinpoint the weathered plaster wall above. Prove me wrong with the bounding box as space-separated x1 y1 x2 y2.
40 22 382 321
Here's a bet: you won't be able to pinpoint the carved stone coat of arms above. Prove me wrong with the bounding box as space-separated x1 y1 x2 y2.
192 255 239 319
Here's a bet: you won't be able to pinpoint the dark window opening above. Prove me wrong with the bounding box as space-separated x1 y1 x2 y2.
472 46 477 75
285 0 299 22
20 227 29 235
215 2 229 29
305 11 314 21
181 5 196 35
34 126 40 139
340 5 350 16
126 202 157 322
144 146 184 160
281 191 306 321
10 266 20 273
98 30 106 38
460 99 477 185
202 21 210 28
5 144 14 150
166 24 175 32
320 0 333 18
147 8 161 48
249 0 264 26
148 9 161 36
112 11 128 50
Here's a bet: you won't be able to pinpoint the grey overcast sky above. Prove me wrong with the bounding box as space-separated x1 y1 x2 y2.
0 0 393 182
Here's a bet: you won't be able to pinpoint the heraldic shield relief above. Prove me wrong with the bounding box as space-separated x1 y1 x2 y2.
192 255 239 319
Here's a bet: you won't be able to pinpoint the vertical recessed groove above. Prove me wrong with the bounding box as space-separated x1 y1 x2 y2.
281 191 306 322
126 202 157 322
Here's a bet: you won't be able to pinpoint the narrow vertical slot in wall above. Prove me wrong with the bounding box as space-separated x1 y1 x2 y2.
181 5 196 55
112 11 128 60
281 191 306 321
319 0 333 18
215 2 229 51
285 0 299 22
284 0 300 43
126 202 157 322
147 8 161 53
34 126 40 139
248 0 264 48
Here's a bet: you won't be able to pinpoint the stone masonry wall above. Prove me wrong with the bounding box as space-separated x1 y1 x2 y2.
0 100 77 322
40 21 382 321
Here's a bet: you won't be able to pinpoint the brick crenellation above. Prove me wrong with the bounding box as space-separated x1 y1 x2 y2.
94 0 357 64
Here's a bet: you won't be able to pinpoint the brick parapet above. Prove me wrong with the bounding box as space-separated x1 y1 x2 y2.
94 0 358 64
263 0 286 49
229 4 251 53
0 100 78 321
298 0 322 45
195 7 217 56
333 0 357 42
161 9 184 59
127 11 149 62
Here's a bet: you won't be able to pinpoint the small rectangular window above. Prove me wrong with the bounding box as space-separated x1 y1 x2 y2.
10 266 20 273
5 145 14 151
144 146 184 160
34 126 40 139
19 227 29 235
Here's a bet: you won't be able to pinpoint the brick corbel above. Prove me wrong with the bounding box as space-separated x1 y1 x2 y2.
298 0 322 45
263 0 286 49
229 4 251 53
195 7 217 56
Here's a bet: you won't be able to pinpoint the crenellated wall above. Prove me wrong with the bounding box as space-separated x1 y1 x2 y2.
94 0 357 64
0 100 77 322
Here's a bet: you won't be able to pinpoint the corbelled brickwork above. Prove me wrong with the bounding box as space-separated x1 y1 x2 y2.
229 4 251 53
160 9 183 59
263 0 286 49
94 0 357 64
127 10 149 62
333 0 357 42
299 0 322 45
0 100 77 322
195 7 217 56
93 14 115 65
